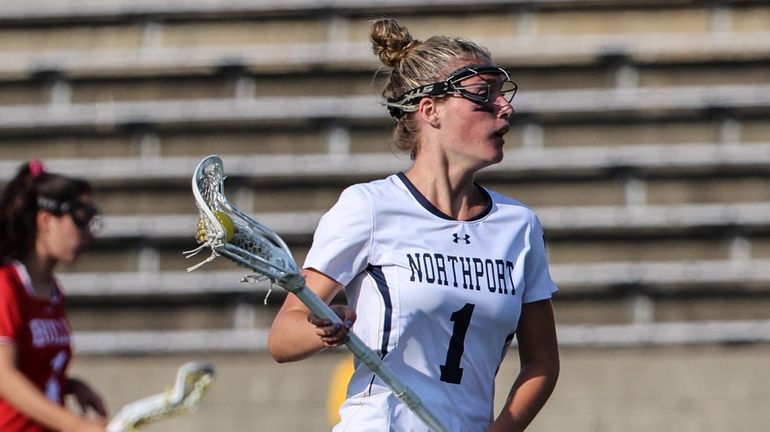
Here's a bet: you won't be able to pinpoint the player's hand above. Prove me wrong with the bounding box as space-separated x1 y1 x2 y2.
61 415 107 432
307 305 356 347
66 377 108 417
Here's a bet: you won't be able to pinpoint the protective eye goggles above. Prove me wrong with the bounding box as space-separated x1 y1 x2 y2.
385 65 517 119
37 197 102 232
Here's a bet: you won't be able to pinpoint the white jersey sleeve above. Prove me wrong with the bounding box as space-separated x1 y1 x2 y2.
522 213 559 303
304 185 373 285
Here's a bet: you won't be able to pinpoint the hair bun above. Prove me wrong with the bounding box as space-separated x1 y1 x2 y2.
370 17 419 68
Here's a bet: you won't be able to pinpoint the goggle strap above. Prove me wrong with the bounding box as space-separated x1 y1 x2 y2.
447 65 510 84
37 197 99 219
37 197 62 213
385 81 451 119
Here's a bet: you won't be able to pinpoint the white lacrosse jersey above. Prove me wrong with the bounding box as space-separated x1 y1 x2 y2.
304 173 558 432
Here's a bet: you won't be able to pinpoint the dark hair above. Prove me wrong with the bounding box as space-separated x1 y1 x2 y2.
370 17 492 158
0 161 93 261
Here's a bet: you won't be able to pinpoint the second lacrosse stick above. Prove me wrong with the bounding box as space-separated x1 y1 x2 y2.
186 155 447 432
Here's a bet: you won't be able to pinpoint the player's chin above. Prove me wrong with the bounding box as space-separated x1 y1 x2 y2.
491 133 506 147
474 152 504 172
63 248 84 264
485 141 505 163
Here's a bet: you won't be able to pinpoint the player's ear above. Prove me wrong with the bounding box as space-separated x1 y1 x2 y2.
34 210 59 246
417 97 441 128
36 209 53 234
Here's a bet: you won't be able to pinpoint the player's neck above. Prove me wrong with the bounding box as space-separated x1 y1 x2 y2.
403 166 487 220
21 254 57 299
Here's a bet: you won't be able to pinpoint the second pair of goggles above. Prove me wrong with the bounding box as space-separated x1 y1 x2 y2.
37 197 101 230
385 65 517 119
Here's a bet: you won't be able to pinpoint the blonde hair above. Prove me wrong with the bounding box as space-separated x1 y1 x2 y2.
370 17 492 158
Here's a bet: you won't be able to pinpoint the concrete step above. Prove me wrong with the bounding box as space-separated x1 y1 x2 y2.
0 84 768 132
67 319 770 355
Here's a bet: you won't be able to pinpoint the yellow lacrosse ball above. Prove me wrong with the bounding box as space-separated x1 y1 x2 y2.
195 217 207 243
213 211 235 242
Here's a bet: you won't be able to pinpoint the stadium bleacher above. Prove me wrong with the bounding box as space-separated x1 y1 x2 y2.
0 0 767 347
1 1 769 430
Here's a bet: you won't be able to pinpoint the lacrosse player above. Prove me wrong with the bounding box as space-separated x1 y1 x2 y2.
269 17 559 432
0 161 107 432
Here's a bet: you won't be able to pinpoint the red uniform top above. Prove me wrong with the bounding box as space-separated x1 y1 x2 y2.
0 261 73 432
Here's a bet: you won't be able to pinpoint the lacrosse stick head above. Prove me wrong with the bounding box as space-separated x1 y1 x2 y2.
189 155 299 283
107 361 215 432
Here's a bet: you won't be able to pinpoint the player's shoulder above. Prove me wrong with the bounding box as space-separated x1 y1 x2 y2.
341 174 405 201
0 262 17 279
0 262 21 293
326 177 398 217
485 187 536 215
483 187 546 231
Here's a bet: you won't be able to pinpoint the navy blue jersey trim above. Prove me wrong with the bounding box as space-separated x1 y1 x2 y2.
367 264 393 358
396 172 492 221
504 332 516 344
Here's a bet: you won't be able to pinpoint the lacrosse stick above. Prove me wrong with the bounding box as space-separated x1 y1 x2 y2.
185 155 448 432
106 361 215 432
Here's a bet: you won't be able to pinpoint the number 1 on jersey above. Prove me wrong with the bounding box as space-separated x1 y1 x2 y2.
440 303 475 384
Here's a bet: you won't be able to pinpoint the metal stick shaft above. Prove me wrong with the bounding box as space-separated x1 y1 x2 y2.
289 281 448 432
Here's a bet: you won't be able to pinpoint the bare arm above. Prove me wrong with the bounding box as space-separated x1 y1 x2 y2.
0 344 105 432
267 268 355 363
488 299 559 432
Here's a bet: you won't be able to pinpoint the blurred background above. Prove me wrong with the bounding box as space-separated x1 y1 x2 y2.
1 0 769 431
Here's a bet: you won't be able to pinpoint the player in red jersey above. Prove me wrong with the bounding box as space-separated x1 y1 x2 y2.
0 161 107 432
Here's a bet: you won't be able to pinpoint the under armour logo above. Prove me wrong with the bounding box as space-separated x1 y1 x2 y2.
452 233 471 244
